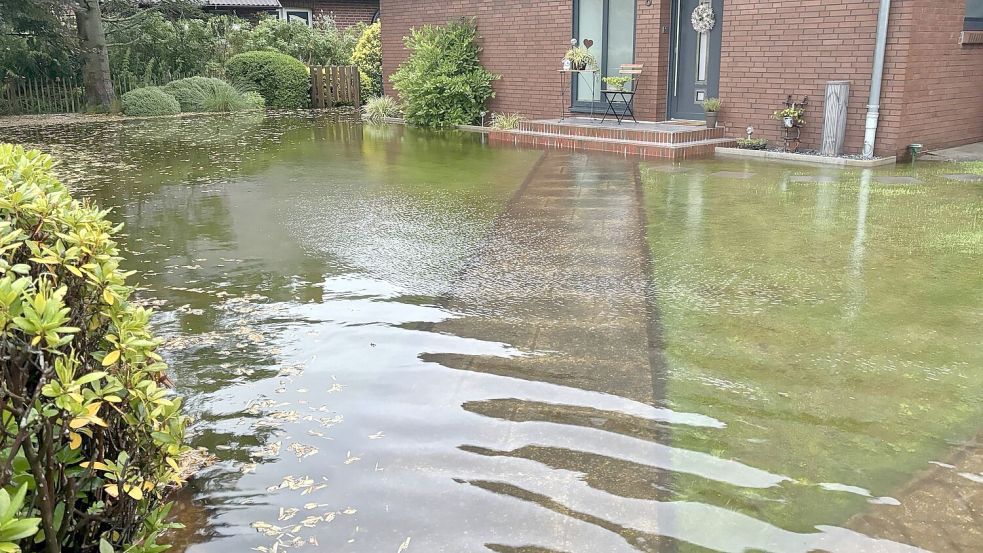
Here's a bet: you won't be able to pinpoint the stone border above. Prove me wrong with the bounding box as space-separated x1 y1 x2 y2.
715 146 896 167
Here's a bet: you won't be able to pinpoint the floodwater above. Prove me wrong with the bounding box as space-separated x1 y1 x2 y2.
2 112 981 553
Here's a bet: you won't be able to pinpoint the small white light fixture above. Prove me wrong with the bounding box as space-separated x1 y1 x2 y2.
746 126 754 138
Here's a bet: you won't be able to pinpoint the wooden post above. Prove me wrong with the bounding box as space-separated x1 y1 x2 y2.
821 81 849 157
352 65 362 109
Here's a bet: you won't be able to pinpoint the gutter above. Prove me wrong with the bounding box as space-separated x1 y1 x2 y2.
863 0 892 158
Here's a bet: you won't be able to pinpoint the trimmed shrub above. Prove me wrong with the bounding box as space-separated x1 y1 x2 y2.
226 50 309 109
363 95 399 122
0 144 189 551
162 76 265 112
391 18 499 129
121 86 181 116
352 22 382 99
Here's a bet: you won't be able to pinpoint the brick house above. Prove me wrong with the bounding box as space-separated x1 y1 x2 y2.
205 0 379 29
380 1 983 157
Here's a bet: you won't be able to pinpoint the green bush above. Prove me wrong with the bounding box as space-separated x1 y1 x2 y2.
391 18 499 129
162 77 264 112
352 22 382 99
0 144 189 552
241 16 361 66
226 51 309 109
363 95 400 122
490 112 524 130
241 91 266 110
108 14 248 87
107 15 361 87
736 137 769 150
162 77 229 111
121 86 181 116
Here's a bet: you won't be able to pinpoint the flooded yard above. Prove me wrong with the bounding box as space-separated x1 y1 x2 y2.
2 112 981 552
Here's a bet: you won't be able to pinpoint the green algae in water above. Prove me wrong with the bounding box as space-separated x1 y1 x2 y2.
640 160 983 533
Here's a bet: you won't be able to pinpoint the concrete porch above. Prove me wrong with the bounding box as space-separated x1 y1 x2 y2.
488 117 736 159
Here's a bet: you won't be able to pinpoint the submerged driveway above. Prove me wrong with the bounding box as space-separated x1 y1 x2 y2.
3 114 980 552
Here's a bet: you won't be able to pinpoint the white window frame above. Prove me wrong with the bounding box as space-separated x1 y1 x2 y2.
277 8 313 27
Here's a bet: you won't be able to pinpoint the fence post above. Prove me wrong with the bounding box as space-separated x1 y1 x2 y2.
310 66 321 109
353 66 361 107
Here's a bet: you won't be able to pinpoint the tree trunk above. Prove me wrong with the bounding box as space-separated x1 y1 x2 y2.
75 0 115 111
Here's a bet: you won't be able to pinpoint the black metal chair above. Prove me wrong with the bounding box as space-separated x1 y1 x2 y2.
600 64 643 125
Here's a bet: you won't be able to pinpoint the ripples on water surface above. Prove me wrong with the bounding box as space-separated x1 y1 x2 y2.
3 112 981 553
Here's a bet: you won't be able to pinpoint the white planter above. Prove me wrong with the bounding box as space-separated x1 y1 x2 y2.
783 116 795 128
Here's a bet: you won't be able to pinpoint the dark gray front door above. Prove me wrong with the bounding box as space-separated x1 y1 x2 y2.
668 0 723 120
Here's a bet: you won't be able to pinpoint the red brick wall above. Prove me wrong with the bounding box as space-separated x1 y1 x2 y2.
379 1 670 121
633 2 671 120
897 0 983 153
380 0 981 157
716 0 916 157
380 0 572 120
283 0 378 28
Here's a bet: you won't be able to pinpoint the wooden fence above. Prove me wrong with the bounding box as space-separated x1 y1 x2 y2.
310 65 361 109
1 78 86 115
0 71 198 116
2 66 359 115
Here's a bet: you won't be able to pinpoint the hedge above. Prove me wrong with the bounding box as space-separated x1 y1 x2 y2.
225 50 309 109
121 86 181 116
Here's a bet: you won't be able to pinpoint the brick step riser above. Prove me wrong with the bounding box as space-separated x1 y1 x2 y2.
517 121 725 144
489 131 735 160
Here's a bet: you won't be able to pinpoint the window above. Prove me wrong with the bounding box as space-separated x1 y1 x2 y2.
967 0 983 30
278 8 312 27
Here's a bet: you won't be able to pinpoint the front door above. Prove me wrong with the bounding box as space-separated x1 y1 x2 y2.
573 0 636 112
669 0 723 120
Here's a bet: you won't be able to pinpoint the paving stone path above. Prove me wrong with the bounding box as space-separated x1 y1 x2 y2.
426 151 660 404
424 152 678 551
848 436 983 552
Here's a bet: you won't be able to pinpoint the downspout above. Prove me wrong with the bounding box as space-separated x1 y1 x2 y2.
863 0 892 158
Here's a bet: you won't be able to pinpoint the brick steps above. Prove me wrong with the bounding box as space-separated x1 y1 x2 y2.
489 129 737 159
517 120 726 144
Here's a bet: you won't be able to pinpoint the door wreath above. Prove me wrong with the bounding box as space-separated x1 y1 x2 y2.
691 4 716 34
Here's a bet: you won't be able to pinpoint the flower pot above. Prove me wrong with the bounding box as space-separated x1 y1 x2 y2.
783 116 795 128
705 112 718 129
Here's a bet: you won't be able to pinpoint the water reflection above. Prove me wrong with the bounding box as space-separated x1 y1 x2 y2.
2 113 979 552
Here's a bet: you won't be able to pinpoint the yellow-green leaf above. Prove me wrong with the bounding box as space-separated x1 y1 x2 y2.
123 484 143 501
101 350 120 367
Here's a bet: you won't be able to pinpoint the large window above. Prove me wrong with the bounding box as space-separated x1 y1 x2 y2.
279 8 312 27
967 0 983 30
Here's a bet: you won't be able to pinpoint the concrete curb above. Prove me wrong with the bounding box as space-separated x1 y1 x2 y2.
715 147 896 167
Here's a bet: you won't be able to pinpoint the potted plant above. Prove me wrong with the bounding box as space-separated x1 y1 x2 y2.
773 105 805 128
564 46 597 71
702 97 721 129
602 76 633 91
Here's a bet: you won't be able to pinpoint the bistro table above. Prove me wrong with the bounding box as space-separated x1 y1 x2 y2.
557 69 599 121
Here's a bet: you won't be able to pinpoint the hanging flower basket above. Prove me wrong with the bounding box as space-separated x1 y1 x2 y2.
691 4 716 34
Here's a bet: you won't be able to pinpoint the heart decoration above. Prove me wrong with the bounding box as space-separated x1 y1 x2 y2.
583 39 594 49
